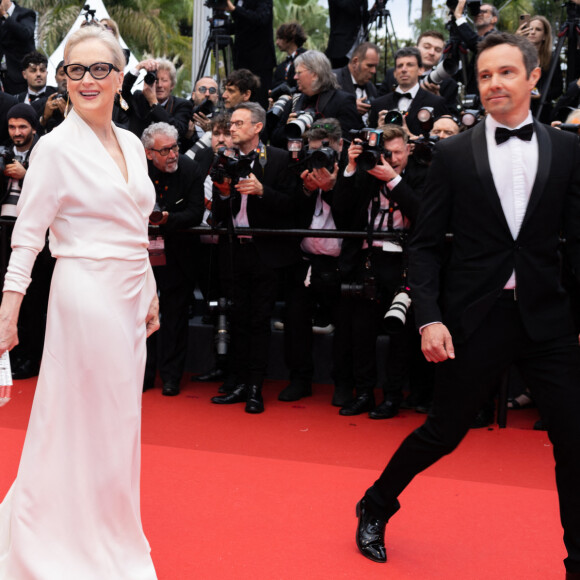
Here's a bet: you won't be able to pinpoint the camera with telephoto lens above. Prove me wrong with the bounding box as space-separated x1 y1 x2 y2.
208 297 232 358
192 97 215 118
349 128 390 171
422 55 460 86
383 287 412 334
288 140 338 174
285 109 318 139
268 84 296 123
446 0 482 17
341 276 378 300
144 70 157 86
0 146 15 172
209 147 254 184
408 107 438 166
558 123 580 136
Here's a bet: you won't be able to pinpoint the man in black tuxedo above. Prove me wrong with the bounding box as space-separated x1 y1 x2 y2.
16 51 56 105
273 22 308 91
325 0 368 69
334 41 379 127
368 47 447 135
142 122 204 396
210 102 301 413
354 33 580 578
0 0 35 95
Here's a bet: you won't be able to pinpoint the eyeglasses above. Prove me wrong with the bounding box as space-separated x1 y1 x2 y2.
227 120 257 129
63 62 120 81
149 143 179 156
197 86 217 94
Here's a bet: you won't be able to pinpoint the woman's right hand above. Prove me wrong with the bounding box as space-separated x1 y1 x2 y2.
0 318 19 357
0 291 22 356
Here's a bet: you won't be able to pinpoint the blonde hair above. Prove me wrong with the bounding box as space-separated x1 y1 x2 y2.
64 26 125 71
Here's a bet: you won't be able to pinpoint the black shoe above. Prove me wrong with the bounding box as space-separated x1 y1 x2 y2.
245 385 264 414
162 381 180 396
339 392 375 416
332 387 354 407
355 498 387 563
211 384 247 405
369 399 399 420
278 382 312 402
11 359 40 380
193 368 225 382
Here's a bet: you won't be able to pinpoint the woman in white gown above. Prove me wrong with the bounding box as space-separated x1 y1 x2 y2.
0 26 160 579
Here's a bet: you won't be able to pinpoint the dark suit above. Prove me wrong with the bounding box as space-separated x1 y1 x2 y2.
333 65 377 126
212 145 301 387
145 155 204 386
0 92 17 142
325 0 368 69
365 120 580 572
17 86 56 104
368 87 447 134
0 3 35 95
273 47 307 90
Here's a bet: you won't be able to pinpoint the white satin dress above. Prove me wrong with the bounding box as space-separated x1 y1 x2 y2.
0 109 158 580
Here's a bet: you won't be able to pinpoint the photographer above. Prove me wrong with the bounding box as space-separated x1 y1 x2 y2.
1 104 53 380
210 102 301 414
142 122 205 396
331 124 427 416
36 60 68 134
280 117 345 402
181 76 219 153
17 51 56 105
273 22 308 90
270 50 363 148
122 57 193 139
223 68 260 110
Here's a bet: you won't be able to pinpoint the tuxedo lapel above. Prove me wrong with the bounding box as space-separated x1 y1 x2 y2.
518 120 551 234
471 120 512 237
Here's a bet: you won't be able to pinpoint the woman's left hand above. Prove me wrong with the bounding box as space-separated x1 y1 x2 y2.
145 295 160 337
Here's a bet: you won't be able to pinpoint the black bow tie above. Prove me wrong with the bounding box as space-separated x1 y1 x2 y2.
495 123 534 145
28 93 42 102
355 83 367 90
393 92 412 104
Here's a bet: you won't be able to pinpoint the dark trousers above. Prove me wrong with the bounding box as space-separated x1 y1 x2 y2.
221 241 279 387
366 295 580 572
333 249 412 393
284 255 340 384
146 257 193 384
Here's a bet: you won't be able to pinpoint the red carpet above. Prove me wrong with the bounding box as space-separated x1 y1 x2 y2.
0 377 566 579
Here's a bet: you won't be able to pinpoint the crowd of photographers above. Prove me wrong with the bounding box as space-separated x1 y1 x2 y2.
1 0 580 424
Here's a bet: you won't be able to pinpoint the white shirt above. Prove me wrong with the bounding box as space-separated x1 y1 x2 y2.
485 113 538 288
301 190 341 257
395 83 420 112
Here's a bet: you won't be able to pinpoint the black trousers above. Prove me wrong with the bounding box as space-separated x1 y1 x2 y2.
221 241 280 388
366 294 580 572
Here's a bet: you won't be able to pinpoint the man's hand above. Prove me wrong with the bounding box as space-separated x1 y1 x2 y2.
226 0 235 10
453 0 466 20
356 97 371 116
421 78 441 96
0 0 11 18
4 161 26 180
301 164 338 193
192 111 211 132
421 323 455 363
346 139 363 173
143 81 158 106
42 93 66 122
367 154 397 182
235 173 263 196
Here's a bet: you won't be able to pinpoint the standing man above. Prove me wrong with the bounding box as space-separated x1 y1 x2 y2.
0 0 35 95
354 33 580 579
273 22 308 90
142 122 204 396
325 0 368 69
17 51 56 105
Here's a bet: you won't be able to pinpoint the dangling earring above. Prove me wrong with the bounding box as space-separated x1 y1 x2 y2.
118 89 129 111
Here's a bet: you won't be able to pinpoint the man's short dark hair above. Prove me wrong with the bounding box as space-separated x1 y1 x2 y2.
394 46 422 69
276 22 308 48
211 112 231 133
417 30 445 45
351 42 380 62
305 117 342 142
476 32 539 78
377 123 409 144
224 69 260 100
21 51 48 71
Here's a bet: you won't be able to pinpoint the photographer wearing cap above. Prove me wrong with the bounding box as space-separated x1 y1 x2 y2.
122 57 193 140
210 102 301 413
331 124 427 416
142 122 204 396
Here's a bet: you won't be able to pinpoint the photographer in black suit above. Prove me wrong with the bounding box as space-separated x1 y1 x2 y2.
142 122 204 396
273 22 308 91
368 47 447 135
354 34 580 578
0 0 35 95
210 102 301 413
332 124 426 413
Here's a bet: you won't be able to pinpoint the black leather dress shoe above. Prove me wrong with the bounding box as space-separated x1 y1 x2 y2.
278 382 312 402
355 498 387 563
245 385 264 413
339 393 375 416
11 359 40 380
162 382 180 396
369 400 399 420
193 368 225 382
211 384 247 405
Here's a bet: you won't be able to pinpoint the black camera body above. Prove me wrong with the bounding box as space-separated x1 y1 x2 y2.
0 146 15 172
289 142 338 175
192 97 215 118
144 70 157 86
446 0 481 17
350 128 390 171
341 276 378 301
210 147 254 184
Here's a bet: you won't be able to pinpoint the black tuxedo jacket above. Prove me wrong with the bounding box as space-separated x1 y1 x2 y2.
332 156 426 276
17 86 56 104
325 0 368 61
333 65 377 100
273 47 307 90
212 145 302 269
409 119 580 343
368 87 447 133
0 3 35 95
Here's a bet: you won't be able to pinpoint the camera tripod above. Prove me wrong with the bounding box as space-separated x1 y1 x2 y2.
535 2 580 120
196 11 233 87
